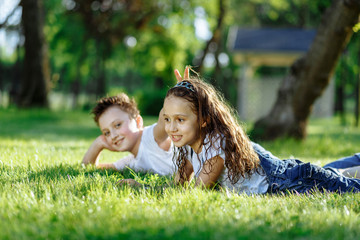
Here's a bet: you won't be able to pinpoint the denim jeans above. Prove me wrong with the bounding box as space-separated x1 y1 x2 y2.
323 153 360 169
252 142 360 194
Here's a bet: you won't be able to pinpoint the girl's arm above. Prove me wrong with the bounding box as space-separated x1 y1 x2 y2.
196 156 225 188
153 108 170 147
175 159 194 185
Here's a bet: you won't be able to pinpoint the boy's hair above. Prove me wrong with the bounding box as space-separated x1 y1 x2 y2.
167 77 260 185
92 93 140 125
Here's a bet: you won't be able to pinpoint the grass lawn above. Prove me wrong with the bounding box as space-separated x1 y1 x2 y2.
0 108 360 239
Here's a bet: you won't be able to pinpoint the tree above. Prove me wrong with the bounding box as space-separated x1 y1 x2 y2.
355 33 360 126
251 0 360 140
194 0 226 74
18 0 50 107
66 0 164 98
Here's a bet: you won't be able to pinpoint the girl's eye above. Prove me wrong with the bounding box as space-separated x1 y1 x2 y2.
115 123 121 128
178 118 184 122
164 117 169 122
104 132 110 137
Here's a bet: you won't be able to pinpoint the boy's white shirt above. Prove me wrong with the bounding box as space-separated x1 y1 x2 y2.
183 136 268 195
113 123 175 175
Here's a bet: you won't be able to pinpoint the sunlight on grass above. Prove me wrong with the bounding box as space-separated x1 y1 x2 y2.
1 109 360 239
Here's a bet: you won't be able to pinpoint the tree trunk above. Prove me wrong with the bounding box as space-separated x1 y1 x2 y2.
334 57 346 115
356 36 360 126
18 0 50 107
335 75 346 124
10 44 22 105
251 0 360 140
195 0 225 74
355 79 360 126
0 48 2 92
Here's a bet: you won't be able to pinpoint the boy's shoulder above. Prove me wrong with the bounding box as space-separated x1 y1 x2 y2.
141 123 157 139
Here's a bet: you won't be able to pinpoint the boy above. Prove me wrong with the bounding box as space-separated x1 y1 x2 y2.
82 67 190 176
82 93 175 175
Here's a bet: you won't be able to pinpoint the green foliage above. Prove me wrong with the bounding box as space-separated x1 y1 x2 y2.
354 23 360 33
135 87 168 116
1 109 360 239
40 0 209 103
4 0 358 115
229 0 332 27
334 32 360 117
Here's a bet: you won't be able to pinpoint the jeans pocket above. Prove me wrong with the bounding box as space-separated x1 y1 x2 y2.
276 161 319 193
300 162 333 180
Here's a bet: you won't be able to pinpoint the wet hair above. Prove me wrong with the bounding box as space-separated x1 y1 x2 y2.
167 77 260 184
92 93 140 125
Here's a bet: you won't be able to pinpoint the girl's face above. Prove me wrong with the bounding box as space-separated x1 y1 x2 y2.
98 106 142 155
163 96 202 153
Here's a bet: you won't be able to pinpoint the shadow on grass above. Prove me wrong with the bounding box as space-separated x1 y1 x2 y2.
0 163 140 184
0 108 159 142
0 109 100 141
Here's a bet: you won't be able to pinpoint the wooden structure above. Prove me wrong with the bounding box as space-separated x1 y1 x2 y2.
227 28 334 121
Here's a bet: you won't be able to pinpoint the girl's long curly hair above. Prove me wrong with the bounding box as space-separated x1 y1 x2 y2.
167 77 260 184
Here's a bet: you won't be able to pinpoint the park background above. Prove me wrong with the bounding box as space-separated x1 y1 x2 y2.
1 0 360 239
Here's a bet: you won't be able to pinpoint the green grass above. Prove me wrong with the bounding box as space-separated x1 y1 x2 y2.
1 108 360 240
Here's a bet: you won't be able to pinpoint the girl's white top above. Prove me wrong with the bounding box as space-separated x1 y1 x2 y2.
184 136 269 195
113 123 175 175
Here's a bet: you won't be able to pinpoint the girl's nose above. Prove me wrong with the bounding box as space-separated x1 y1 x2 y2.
169 122 177 132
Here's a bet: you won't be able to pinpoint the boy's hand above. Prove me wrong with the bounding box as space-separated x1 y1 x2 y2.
96 135 119 152
82 135 119 167
174 66 190 82
116 179 142 187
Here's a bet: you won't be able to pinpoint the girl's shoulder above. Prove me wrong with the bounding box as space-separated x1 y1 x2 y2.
204 134 225 150
202 134 226 161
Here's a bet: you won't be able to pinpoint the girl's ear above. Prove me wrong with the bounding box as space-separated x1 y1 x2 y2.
136 115 144 129
201 117 209 128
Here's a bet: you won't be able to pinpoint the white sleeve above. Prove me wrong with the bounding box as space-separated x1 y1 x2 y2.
113 154 135 170
203 137 226 162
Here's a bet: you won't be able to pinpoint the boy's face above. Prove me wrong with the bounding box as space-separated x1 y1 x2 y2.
98 106 142 155
163 96 202 153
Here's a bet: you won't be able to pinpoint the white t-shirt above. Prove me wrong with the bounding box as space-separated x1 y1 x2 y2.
113 123 175 175
184 136 268 195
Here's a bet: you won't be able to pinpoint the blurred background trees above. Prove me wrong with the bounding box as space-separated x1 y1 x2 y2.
19 0 50 107
251 0 360 140
0 0 359 139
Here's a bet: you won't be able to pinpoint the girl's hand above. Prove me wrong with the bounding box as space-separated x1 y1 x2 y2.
116 179 142 187
174 66 190 82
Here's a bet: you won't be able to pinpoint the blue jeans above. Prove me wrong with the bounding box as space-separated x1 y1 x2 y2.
252 142 360 194
323 153 360 169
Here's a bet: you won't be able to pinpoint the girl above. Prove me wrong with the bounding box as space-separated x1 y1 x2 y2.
162 76 360 194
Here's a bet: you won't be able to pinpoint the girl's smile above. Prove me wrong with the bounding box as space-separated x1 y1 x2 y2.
170 134 182 142
163 96 202 153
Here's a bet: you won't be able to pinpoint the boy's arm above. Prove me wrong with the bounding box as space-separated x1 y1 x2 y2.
82 135 118 170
